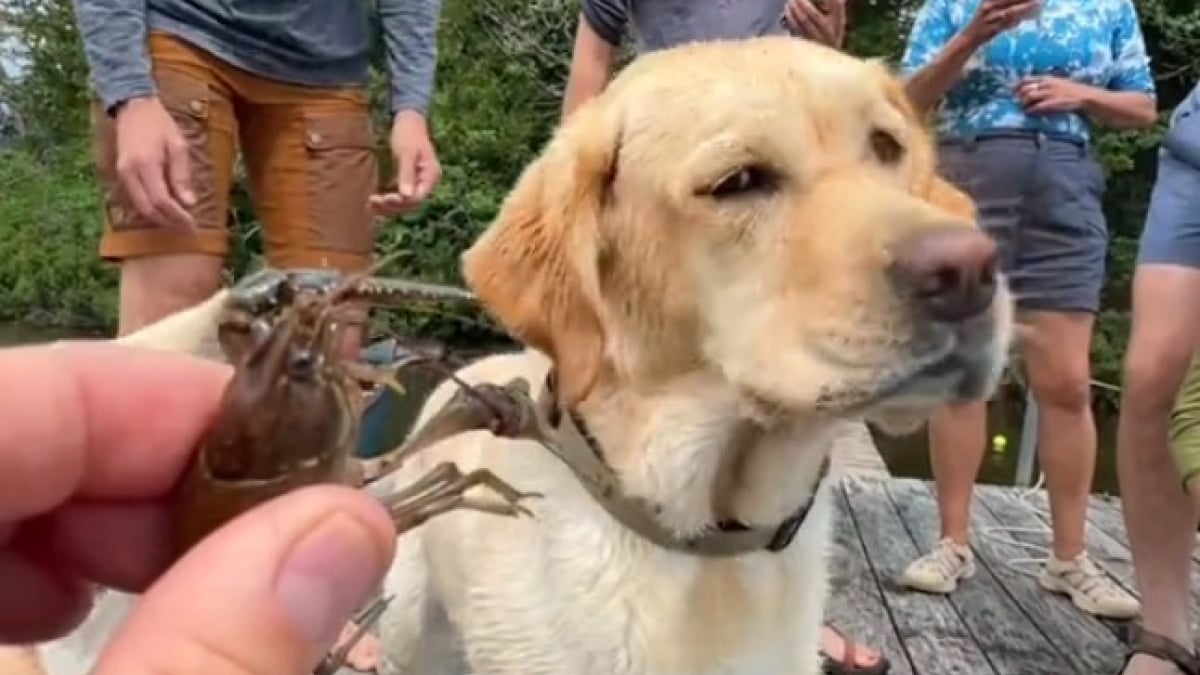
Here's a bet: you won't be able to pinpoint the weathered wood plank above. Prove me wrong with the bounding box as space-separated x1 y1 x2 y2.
884 479 1077 675
827 481 916 675
830 421 890 479
1084 491 1200 569
1020 488 1200 638
967 485 1126 672
840 477 997 675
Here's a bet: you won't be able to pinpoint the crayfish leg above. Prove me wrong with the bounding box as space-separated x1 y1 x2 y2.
381 462 542 533
312 596 394 675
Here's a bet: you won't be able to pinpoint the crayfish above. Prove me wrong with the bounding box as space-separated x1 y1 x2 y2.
170 267 543 674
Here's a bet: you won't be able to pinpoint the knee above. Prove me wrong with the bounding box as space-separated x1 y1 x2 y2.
1123 344 1194 417
1031 365 1092 413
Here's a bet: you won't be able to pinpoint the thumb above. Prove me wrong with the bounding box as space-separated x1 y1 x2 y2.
166 132 195 207
396 146 418 199
91 485 395 675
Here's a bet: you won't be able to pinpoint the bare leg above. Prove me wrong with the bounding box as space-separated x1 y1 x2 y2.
117 253 225 336
1119 266 1200 675
929 401 989 545
899 401 987 593
1021 311 1094 561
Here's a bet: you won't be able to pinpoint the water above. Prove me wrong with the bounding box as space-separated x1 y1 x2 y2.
871 381 1122 495
0 321 1122 492
0 322 101 346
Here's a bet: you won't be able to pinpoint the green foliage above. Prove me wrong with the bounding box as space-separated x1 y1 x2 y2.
0 0 1198 396
0 140 117 327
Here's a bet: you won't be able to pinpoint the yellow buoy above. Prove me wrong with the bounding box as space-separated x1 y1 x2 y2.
991 434 1008 453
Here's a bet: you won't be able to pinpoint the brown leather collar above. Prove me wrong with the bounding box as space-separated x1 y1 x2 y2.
536 372 827 556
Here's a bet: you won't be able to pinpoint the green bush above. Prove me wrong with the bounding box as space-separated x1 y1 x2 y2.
0 141 116 327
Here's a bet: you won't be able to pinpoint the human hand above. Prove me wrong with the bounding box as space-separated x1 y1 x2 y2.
113 97 197 229
962 0 1040 46
0 342 395 675
1015 76 1090 114
370 109 443 216
783 0 847 49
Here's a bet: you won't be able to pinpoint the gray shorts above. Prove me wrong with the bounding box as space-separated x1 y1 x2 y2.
1137 82 1200 268
938 131 1108 314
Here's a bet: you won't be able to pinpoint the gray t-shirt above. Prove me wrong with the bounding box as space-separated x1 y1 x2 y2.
74 0 440 115
582 0 791 52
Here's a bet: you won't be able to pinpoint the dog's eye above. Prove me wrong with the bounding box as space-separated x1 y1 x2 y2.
708 165 777 198
869 129 904 165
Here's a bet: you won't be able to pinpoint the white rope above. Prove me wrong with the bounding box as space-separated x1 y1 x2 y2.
977 470 1052 579
975 465 1131 591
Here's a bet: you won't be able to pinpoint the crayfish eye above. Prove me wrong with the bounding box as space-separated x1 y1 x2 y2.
288 348 322 380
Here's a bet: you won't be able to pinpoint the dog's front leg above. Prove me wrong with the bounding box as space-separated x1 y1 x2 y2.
376 531 460 675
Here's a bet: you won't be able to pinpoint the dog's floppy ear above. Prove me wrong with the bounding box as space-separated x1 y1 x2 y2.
872 63 978 221
925 176 977 220
462 101 620 407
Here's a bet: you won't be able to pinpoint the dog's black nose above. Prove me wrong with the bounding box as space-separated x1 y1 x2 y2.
891 227 997 322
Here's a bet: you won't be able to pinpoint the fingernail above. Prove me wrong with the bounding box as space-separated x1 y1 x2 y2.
181 190 196 205
400 183 413 198
274 513 382 645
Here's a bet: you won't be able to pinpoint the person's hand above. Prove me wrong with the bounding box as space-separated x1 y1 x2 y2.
370 109 443 216
113 97 197 229
1015 76 1091 114
0 342 396 675
783 0 847 49
961 0 1040 46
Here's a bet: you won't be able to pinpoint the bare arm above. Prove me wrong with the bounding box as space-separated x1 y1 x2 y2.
561 3 623 121
378 0 443 116
1080 88 1157 129
903 32 982 115
71 0 154 113
900 0 1039 115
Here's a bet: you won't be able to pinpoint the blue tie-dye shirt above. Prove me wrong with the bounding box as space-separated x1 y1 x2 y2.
900 0 1156 142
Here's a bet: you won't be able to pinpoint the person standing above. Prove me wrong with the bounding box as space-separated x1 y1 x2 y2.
897 0 1156 622
71 2 444 669
1114 79 1200 675
562 4 891 674
73 0 444 342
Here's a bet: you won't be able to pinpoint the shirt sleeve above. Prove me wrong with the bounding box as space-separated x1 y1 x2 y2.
581 0 628 47
1106 0 1156 96
899 0 955 76
71 0 155 112
379 0 442 115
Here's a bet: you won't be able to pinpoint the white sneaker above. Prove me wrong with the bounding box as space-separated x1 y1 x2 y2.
900 537 976 593
1038 552 1141 620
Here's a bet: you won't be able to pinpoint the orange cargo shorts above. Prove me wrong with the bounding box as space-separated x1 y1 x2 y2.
93 31 379 272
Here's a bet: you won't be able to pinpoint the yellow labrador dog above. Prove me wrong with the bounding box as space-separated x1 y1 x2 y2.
11 34 1012 675
371 36 1011 675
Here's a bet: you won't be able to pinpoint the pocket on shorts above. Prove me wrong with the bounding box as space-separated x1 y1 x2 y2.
303 112 378 256
90 72 216 231
936 144 976 192
156 71 220 228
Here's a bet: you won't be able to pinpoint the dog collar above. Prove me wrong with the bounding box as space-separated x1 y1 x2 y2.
537 373 827 557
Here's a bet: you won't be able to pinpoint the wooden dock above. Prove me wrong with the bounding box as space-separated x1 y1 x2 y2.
824 474 1191 675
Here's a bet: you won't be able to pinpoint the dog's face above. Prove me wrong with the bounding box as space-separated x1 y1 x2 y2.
464 37 1013 433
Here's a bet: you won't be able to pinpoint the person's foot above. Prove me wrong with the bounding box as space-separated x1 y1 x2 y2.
820 625 887 673
332 621 383 672
1037 552 1140 620
899 537 975 594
